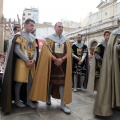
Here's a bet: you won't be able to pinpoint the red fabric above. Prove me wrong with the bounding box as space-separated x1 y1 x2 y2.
38 39 44 49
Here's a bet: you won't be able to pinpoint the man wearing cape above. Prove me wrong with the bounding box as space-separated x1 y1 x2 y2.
29 22 72 114
87 30 111 92
93 19 120 116
1 19 39 114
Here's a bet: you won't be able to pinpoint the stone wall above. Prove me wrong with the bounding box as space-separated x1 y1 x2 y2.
0 0 4 52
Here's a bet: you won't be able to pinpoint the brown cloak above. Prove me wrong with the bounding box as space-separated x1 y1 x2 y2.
93 33 120 116
29 38 72 104
1 35 39 114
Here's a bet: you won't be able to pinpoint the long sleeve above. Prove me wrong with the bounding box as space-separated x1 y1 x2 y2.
81 53 87 62
72 45 79 59
81 45 88 62
33 48 37 61
14 43 29 62
94 53 102 61
72 53 79 59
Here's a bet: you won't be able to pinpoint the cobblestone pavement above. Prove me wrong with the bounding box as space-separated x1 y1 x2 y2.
0 90 120 120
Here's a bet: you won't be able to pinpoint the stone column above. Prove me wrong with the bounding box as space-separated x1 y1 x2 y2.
0 0 4 52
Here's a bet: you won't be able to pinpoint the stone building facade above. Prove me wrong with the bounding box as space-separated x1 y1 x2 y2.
4 18 19 40
22 7 39 23
66 0 119 54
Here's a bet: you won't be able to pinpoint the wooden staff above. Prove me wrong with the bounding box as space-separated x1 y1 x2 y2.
17 14 22 34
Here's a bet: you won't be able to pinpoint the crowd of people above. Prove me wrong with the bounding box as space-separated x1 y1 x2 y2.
0 53 5 73
0 18 120 117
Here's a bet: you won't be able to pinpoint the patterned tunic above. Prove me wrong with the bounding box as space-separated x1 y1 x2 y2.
14 36 38 83
50 42 67 85
72 43 88 76
94 43 106 79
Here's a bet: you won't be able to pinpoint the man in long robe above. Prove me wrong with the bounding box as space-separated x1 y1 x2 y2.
93 19 120 116
29 22 72 114
72 34 88 92
1 19 39 113
87 30 111 92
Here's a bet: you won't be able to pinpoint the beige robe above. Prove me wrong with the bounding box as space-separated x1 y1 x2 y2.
93 33 120 116
29 38 72 104
87 54 96 92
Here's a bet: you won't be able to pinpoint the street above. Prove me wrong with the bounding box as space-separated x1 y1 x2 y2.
1 90 120 120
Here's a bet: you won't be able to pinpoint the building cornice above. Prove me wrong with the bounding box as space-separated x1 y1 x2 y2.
97 0 117 9
66 18 117 38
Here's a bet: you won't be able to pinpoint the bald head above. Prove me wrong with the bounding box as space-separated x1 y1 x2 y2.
54 22 63 35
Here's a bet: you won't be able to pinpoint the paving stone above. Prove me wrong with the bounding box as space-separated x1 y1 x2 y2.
73 91 96 104
36 99 60 112
37 108 81 120
36 98 81 120
1 92 120 120
1 113 41 120
9 105 36 115
71 91 120 120
70 103 95 120
68 93 86 108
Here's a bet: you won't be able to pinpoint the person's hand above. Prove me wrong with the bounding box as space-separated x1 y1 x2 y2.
57 58 63 65
78 60 83 65
25 60 34 67
54 59 61 67
25 60 31 67
30 59 35 67
77 57 81 61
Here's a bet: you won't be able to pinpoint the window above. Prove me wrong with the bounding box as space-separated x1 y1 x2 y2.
28 13 31 16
